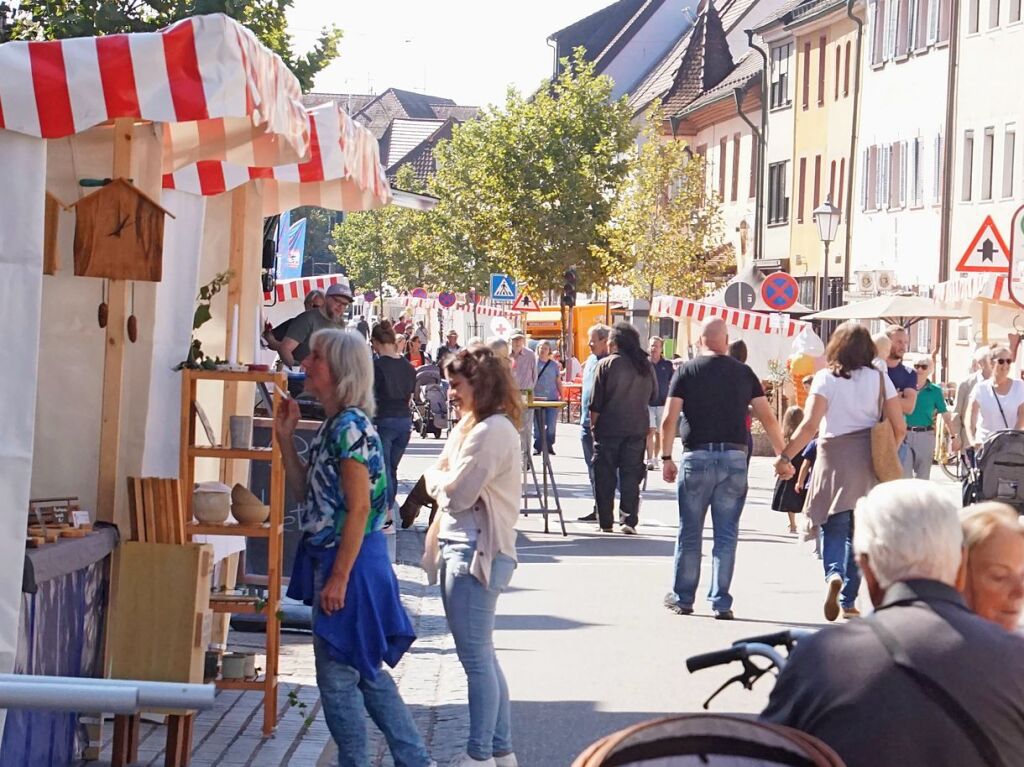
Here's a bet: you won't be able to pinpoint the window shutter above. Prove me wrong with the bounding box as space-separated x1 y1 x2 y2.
872 0 887 64
844 42 852 94
814 154 822 207
879 144 890 208
896 0 911 56
802 42 811 108
915 0 930 47
817 37 826 105
899 141 908 207
839 158 847 213
731 133 741 202
798 157 807 222
862 148 871 210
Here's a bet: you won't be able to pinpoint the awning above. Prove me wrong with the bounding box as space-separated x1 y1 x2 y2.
0 13 310 169
651 295 809 337
266 274 349 303
934 273 1009 305
804 294 968 325
162 102 390 213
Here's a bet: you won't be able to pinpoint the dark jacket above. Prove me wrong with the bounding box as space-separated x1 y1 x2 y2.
762 579 1024 767
589 353 658 439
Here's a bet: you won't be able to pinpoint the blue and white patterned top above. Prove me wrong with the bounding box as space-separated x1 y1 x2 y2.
301 407 388 538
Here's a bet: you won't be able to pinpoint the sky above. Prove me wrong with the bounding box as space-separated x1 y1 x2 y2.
285 0 618 108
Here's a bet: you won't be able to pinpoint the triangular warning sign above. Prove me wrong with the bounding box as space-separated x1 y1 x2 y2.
510 292 540 312
493 278 515 298
957 216 1011 273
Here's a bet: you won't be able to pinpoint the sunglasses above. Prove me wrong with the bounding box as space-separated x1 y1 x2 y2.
913 363 930 370
994 358 1014 365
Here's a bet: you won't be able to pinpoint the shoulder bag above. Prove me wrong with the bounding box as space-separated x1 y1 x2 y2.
866 617 1007 767
871 370 904 482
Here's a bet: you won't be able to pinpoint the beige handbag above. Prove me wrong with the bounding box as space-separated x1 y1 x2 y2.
871 370 903 482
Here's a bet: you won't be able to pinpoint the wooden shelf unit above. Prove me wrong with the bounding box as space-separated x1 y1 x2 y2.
179 368 287 736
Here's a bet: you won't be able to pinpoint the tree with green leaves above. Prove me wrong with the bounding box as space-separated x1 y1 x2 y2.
0 0 340 91
431 48 637 298
598 105 724 317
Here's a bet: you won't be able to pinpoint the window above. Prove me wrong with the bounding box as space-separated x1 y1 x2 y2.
798 157 808 222
863 145 879 210
910 137 924 206
767 161 790 224
928 0 941 40
769 43 793 108
834 46 841 100
818 37 827 105
749 137 758 198
889 141 905 208
731 133 741 202
982 127 994 200
896 0 912 56
797 276 818 309
814 155 823 207
1003 126 1016 197
802 42 811 108
872 0 887 64
915 0 931 46
990 0 1001 27
844 42 852 94
886 0 899 57
933 133 944 204
1012 0 1022 22
962 130 974 201
969 0 980 32
839 158 846 212
878 144 891 208
719 137 728 199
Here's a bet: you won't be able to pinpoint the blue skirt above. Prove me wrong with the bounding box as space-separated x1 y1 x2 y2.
287 531 416 680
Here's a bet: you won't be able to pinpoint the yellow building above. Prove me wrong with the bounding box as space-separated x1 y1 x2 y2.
786 0 863 307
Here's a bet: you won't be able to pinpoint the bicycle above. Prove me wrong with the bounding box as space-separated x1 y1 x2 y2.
685 629 815 710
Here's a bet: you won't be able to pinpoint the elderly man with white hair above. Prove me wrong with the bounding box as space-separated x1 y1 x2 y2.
762 480 1024 767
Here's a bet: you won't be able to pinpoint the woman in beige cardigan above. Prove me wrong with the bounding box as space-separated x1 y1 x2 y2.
423 346 523 767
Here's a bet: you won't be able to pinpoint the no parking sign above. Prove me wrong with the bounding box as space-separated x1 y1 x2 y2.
760 272 799 312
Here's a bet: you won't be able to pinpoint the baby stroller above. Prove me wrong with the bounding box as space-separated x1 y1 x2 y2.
411 364 448 439
967 430 1024 512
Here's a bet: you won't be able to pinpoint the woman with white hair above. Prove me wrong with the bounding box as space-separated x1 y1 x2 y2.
275 328 433 767
961 502 1024 631
967 344 1024 450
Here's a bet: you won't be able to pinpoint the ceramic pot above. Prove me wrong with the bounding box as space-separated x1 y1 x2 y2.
193 483 231 524
231 484 270 525
221 653 247 680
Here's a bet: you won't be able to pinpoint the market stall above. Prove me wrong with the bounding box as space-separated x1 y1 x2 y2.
935 272 1024 374
650 295 810 379
0 12 311 755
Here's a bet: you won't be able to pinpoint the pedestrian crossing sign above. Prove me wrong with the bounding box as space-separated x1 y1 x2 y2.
490 273 517 302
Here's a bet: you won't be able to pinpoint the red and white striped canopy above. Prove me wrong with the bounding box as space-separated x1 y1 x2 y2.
934 273 1009 305
398 295 514 318
163 102 390 213
0 13 309 169
651 295 809 337
266 275 349 303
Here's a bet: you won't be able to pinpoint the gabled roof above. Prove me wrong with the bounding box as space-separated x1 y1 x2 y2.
676 49 762 117
661 1 735 114
303 93 376 114
751 0 850 30
627 0 762 116
349 88 457 138
380 118 446 169
430 105 481 122
548 0 649 65
387 119 458 186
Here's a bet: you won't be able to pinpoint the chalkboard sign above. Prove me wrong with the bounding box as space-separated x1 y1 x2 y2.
245 420 320 582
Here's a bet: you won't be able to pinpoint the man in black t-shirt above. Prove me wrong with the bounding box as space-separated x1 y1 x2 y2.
659 319 786 619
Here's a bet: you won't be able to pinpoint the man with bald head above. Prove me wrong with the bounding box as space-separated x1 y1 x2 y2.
659 318 786 619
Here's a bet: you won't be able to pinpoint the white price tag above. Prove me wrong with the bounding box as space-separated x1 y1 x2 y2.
71 510 92 528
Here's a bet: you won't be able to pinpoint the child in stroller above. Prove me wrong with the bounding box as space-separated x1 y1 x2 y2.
411 363 449 438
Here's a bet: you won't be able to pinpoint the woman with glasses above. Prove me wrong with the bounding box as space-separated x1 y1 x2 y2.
903 357 959 479
967 346 1024 451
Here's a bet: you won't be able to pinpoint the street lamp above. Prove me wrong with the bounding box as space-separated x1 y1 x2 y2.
813 195 842 311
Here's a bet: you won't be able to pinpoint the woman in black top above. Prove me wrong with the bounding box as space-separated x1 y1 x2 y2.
370 321 418 524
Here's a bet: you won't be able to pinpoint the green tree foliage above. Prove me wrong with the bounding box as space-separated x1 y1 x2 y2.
431 48 637 296
599 105 724 306
0 0 341 91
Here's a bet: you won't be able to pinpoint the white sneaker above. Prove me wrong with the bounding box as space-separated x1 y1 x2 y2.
621 524 637 535
494 753 518 767
447 756 496 767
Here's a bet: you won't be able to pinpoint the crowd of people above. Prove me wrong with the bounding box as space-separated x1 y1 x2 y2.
261 287 1024 767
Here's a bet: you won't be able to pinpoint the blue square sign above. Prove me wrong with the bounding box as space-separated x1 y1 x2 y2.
489 273 517 302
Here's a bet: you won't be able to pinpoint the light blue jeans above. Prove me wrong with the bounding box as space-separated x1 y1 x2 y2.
440 541 516 761
312 575 431 767
671 449 749 612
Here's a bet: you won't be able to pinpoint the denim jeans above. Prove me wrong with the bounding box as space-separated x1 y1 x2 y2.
671 449 749 612
581 419 596 490
821 510 861 609
375 415 412 509
533 406 558 453
440 542 516 761
592 434 646 529
312 572 430 767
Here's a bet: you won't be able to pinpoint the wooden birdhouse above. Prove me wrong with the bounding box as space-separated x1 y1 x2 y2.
71 178 172 282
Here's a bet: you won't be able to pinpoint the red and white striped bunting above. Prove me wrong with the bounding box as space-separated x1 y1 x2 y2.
651 295 808 337
934 273 1008 304
397 295 514 318
163 102 390 213
0 14 309 170
265 275 348 303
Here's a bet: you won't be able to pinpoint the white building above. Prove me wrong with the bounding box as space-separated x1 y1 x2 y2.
852 0 953 292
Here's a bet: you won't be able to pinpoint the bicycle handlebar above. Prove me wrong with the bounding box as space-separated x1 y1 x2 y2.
685 646 745 673
730 630 793 649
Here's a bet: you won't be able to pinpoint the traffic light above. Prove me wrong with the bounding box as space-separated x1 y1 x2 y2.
561 266 578 307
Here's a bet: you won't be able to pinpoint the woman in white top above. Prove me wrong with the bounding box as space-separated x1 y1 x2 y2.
422 346 522 767
968 345 1024 449
774 322 905 622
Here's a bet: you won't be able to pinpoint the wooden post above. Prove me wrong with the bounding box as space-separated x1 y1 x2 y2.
220 185 250 485
96 118 134 526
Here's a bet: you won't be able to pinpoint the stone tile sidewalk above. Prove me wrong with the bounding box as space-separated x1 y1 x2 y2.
85 527 468 767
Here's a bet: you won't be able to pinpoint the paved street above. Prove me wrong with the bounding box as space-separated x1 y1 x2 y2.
90 423 956 766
